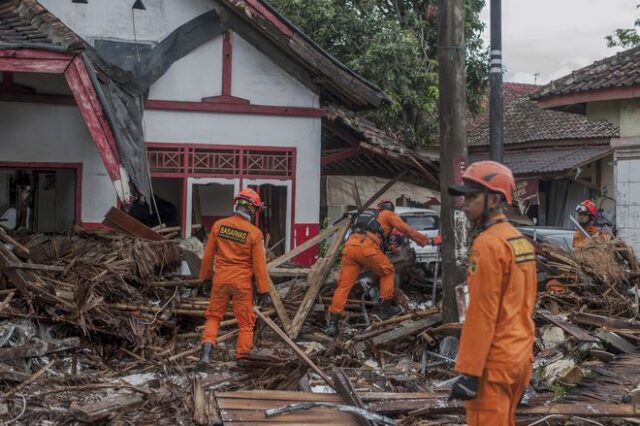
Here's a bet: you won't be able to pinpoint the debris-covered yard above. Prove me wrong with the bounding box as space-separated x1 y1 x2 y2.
1 215 640 425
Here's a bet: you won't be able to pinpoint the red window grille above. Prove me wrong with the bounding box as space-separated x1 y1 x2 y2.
244 149 293 178
147 146 185 175
147 145 294 179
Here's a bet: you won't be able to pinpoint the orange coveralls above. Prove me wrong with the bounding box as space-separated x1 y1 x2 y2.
329 210 429 314
573 225 611 248
455 214 537 426
199 213 269 358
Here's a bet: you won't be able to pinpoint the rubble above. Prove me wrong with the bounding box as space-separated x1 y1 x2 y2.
0 213 639 424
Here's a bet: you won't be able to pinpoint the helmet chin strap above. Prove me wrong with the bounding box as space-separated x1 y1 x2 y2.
234 206 254 222
479 188 501 230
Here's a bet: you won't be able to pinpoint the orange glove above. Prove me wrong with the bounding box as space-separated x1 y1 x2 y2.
431 235 442 246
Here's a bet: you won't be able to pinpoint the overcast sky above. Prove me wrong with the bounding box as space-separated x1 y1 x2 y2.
480 0 636 84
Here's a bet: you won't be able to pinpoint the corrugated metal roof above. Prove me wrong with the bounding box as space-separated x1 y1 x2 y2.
469 145 612 175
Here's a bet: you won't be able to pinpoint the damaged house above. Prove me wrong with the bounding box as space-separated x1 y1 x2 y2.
0 0 436 265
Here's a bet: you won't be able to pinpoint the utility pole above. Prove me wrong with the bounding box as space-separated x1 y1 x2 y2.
489 0 504 162
438 0 468 324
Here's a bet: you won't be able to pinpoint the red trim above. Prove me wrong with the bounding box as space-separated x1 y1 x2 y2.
80 222 110 230
222 31 232 96
145 99 325 117
245 0 294 38
0 161 82 226
0 92 76 105
202 95 250 104
537 85 640 109
64 56 122 182
321 147 362 165
0 49 75 60
293 223 320 266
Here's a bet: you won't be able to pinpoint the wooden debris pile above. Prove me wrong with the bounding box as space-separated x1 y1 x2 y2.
0 227 183 343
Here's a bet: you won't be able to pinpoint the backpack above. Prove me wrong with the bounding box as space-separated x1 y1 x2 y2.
351 209 384 238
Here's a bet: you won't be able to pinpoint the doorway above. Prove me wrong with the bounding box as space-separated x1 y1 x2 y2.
186 177 239 238
0 165 79 232
245 179 292 255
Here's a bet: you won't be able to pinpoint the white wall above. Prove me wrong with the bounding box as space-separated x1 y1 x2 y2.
0 103 117 224
149 32 319 108
143 110 321 225
39 0 215 45
232 34 319 108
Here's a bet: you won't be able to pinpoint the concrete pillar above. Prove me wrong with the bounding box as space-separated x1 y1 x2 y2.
611 137 640 251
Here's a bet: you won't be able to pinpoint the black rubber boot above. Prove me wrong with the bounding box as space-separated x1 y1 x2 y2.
325 313 340 337
195 343 213 371
379 300 402 320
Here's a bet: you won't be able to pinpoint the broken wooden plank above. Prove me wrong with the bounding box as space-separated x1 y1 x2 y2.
6 261 65 273
0 227 29 258
370 314 442 346
371 308 440 329
267 275 292 333
269 267 311 277
265 402 395 425
537 309 599 342
287 220 350 339
331 367 373 426
572 311 640 331
193 377 222 425
103 207 163 241
254 306 334 389
0 337 80 361
596 330 637 354
69 394 145 422
268 220 347 270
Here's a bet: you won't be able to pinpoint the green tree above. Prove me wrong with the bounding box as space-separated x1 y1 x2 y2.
268 0 488 146
606 4 640 48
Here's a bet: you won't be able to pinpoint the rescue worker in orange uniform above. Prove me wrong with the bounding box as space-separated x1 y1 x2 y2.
573 200 611 248
448 161 537 426
196 188 272 369
326 200 439 336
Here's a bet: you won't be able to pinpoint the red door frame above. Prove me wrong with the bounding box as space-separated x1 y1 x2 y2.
0 161 82 226
0 49 125 199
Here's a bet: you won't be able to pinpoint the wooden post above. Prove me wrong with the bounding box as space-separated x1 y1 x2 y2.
438 0 468 324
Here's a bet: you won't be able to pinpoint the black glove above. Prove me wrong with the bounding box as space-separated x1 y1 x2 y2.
257 292 272 308
449 375 479 400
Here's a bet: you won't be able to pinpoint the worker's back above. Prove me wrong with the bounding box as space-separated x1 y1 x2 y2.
210 214 263 286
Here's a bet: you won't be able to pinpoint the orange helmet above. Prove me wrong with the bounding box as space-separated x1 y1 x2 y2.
234 188 263 209
377 199 395 212
576 200 597 217
448 161 515 204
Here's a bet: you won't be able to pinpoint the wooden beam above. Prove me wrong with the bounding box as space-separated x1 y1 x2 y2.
287 220 350 339
269 267 310 277
331 367 373 426
102 207 163 241
267 275 292 332
145 99 326 118
268 220 347 269
537 309 600 342
370 314 442 346
253 307 334 389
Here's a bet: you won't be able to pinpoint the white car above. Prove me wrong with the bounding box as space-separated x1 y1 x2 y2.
395 207 440 273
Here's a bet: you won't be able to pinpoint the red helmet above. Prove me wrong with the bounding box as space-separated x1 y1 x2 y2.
448 161 515 204
576 200 597 217
234 188 263 209
377 199 395 211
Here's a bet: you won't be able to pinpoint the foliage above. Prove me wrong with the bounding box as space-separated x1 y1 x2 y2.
268 0 488 146
606 4 640 48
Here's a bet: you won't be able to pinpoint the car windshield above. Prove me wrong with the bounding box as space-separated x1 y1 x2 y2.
541 233 574 251
402 215 439 231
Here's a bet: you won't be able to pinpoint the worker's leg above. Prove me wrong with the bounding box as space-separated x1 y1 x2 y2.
329 246 362 314
358 243 395 301
231 286 256 358
464 372 512 426
508 363 532 426
201 283 232 345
